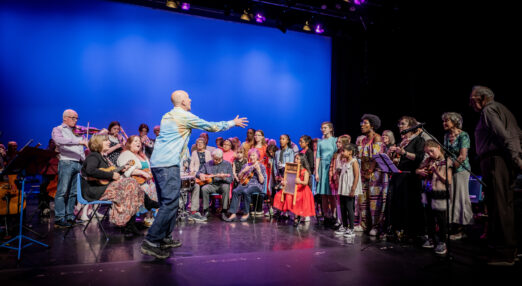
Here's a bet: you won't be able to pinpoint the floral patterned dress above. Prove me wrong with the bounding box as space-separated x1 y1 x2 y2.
357 136 389 231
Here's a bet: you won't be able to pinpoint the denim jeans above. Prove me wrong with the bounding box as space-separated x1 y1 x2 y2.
228 185 262 215
55 160 81 222
146 165 181 243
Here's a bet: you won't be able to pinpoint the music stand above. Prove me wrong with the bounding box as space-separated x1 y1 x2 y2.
372 153 403 174
0 146 54 260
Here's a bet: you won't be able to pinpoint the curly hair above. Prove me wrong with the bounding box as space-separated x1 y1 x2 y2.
441 112 463 129
361 114 381 130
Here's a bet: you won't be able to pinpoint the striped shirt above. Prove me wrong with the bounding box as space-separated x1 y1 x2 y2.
150 107 235 168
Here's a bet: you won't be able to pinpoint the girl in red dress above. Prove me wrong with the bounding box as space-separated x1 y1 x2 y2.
273 153 316 226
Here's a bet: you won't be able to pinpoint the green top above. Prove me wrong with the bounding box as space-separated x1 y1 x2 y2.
444 131 471 173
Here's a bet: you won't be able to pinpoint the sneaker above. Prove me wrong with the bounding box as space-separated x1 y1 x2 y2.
422 240 434 249
161 237 182 249
434 243 447 255
303 216 311 222
449 232 463 240
188 212 207 223
334 226 347 235
141 240 170 259
203 210 210 218
353 225 364 232
54 220 72 228
369 228 378 236
344 229 355 238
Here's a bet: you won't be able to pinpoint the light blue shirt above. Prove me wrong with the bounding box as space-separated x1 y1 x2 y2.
150 107 235 168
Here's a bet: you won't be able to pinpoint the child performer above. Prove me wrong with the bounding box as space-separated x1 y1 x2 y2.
273 153 315 226
334 144 362 237
416 140 452 255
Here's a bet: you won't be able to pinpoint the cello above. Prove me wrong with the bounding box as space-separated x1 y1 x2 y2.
0 175 26 215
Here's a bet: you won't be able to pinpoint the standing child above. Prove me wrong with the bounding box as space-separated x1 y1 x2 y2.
334 144 362 237
416 140 452 255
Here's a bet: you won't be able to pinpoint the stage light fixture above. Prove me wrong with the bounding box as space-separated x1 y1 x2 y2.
255 13 266 23
314 24 324 34
181 2 190 10
354 0 365 5
302 21 311 31
166 0 178 9
240 10 251 21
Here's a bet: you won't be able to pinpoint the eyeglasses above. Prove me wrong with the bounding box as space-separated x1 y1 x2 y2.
66 116 79 120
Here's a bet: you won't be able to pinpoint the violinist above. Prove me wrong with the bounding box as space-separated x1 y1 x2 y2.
139 123 154 159
385 116 425 240
106 121 126 165
51 109 88 228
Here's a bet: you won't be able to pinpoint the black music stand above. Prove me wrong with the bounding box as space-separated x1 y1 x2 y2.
0 146 54 260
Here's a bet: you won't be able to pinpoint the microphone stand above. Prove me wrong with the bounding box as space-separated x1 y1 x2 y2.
420 126 486 265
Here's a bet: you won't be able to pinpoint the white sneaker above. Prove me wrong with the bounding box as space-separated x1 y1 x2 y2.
344 229 355 237
353 225 364 232
334 226 347 235
369 228 378 236
303 216 311 222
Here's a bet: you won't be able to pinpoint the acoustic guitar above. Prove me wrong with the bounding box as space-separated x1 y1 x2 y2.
92 160 135 185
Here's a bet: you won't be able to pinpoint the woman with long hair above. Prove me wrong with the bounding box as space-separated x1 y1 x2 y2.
315 122 337 226
118 135 159 227
105 121 126 165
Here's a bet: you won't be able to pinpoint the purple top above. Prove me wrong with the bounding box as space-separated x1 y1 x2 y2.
51 124 85 162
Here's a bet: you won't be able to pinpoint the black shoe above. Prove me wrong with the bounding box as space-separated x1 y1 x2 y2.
68 219 78 226
141 240 170 259
160 237 182 249
221 213 229 221
54 220 72 228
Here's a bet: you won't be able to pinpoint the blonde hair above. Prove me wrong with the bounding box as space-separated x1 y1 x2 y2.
321 121 334 136
88 134 108 153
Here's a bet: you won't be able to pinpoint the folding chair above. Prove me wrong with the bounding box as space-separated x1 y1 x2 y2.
64 173 113 241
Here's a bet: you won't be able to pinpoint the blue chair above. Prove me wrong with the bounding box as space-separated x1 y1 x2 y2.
64 173 113 240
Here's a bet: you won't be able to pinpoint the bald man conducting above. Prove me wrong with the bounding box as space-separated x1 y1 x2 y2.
51 109 88 228
141 90 248 259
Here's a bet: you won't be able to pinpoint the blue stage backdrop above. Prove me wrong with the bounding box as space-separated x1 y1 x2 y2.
0 0 331 150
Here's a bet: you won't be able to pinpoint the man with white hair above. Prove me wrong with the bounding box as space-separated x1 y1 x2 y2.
51 109 88 228
471 85 521 266
189 148 233 222
141 90 248 259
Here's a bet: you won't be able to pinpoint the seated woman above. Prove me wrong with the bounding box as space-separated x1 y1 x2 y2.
81 134 144 237
224 149 266 222
117 135 159 227
273 153 316 226
189 138 212 175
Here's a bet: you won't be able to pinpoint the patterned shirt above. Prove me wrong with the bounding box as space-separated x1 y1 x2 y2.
150 107 235 168
444 131 471 173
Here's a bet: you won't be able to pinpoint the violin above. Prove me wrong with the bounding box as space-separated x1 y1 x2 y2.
72 125 101 136
239 162 259 185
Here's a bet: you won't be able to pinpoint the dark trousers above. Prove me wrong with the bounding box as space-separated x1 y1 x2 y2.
228 185 262 214
388 173 424 236
146 165 180 243
480 155 517 258
339 195 355 229
426 194 448 244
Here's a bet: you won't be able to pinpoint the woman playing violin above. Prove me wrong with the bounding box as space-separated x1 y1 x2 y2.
81 134 144 237
117 135 159 227
105 121 126 165
224 148 266 222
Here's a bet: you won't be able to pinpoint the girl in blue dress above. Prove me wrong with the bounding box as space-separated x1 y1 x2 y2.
315 122 337 225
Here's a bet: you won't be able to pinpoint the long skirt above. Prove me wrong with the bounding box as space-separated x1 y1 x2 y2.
450 170 473 225
357 171 388 230
100 178 144 226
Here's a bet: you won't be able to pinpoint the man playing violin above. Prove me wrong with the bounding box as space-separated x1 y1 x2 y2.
51 109 88 228
189 148 233 222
